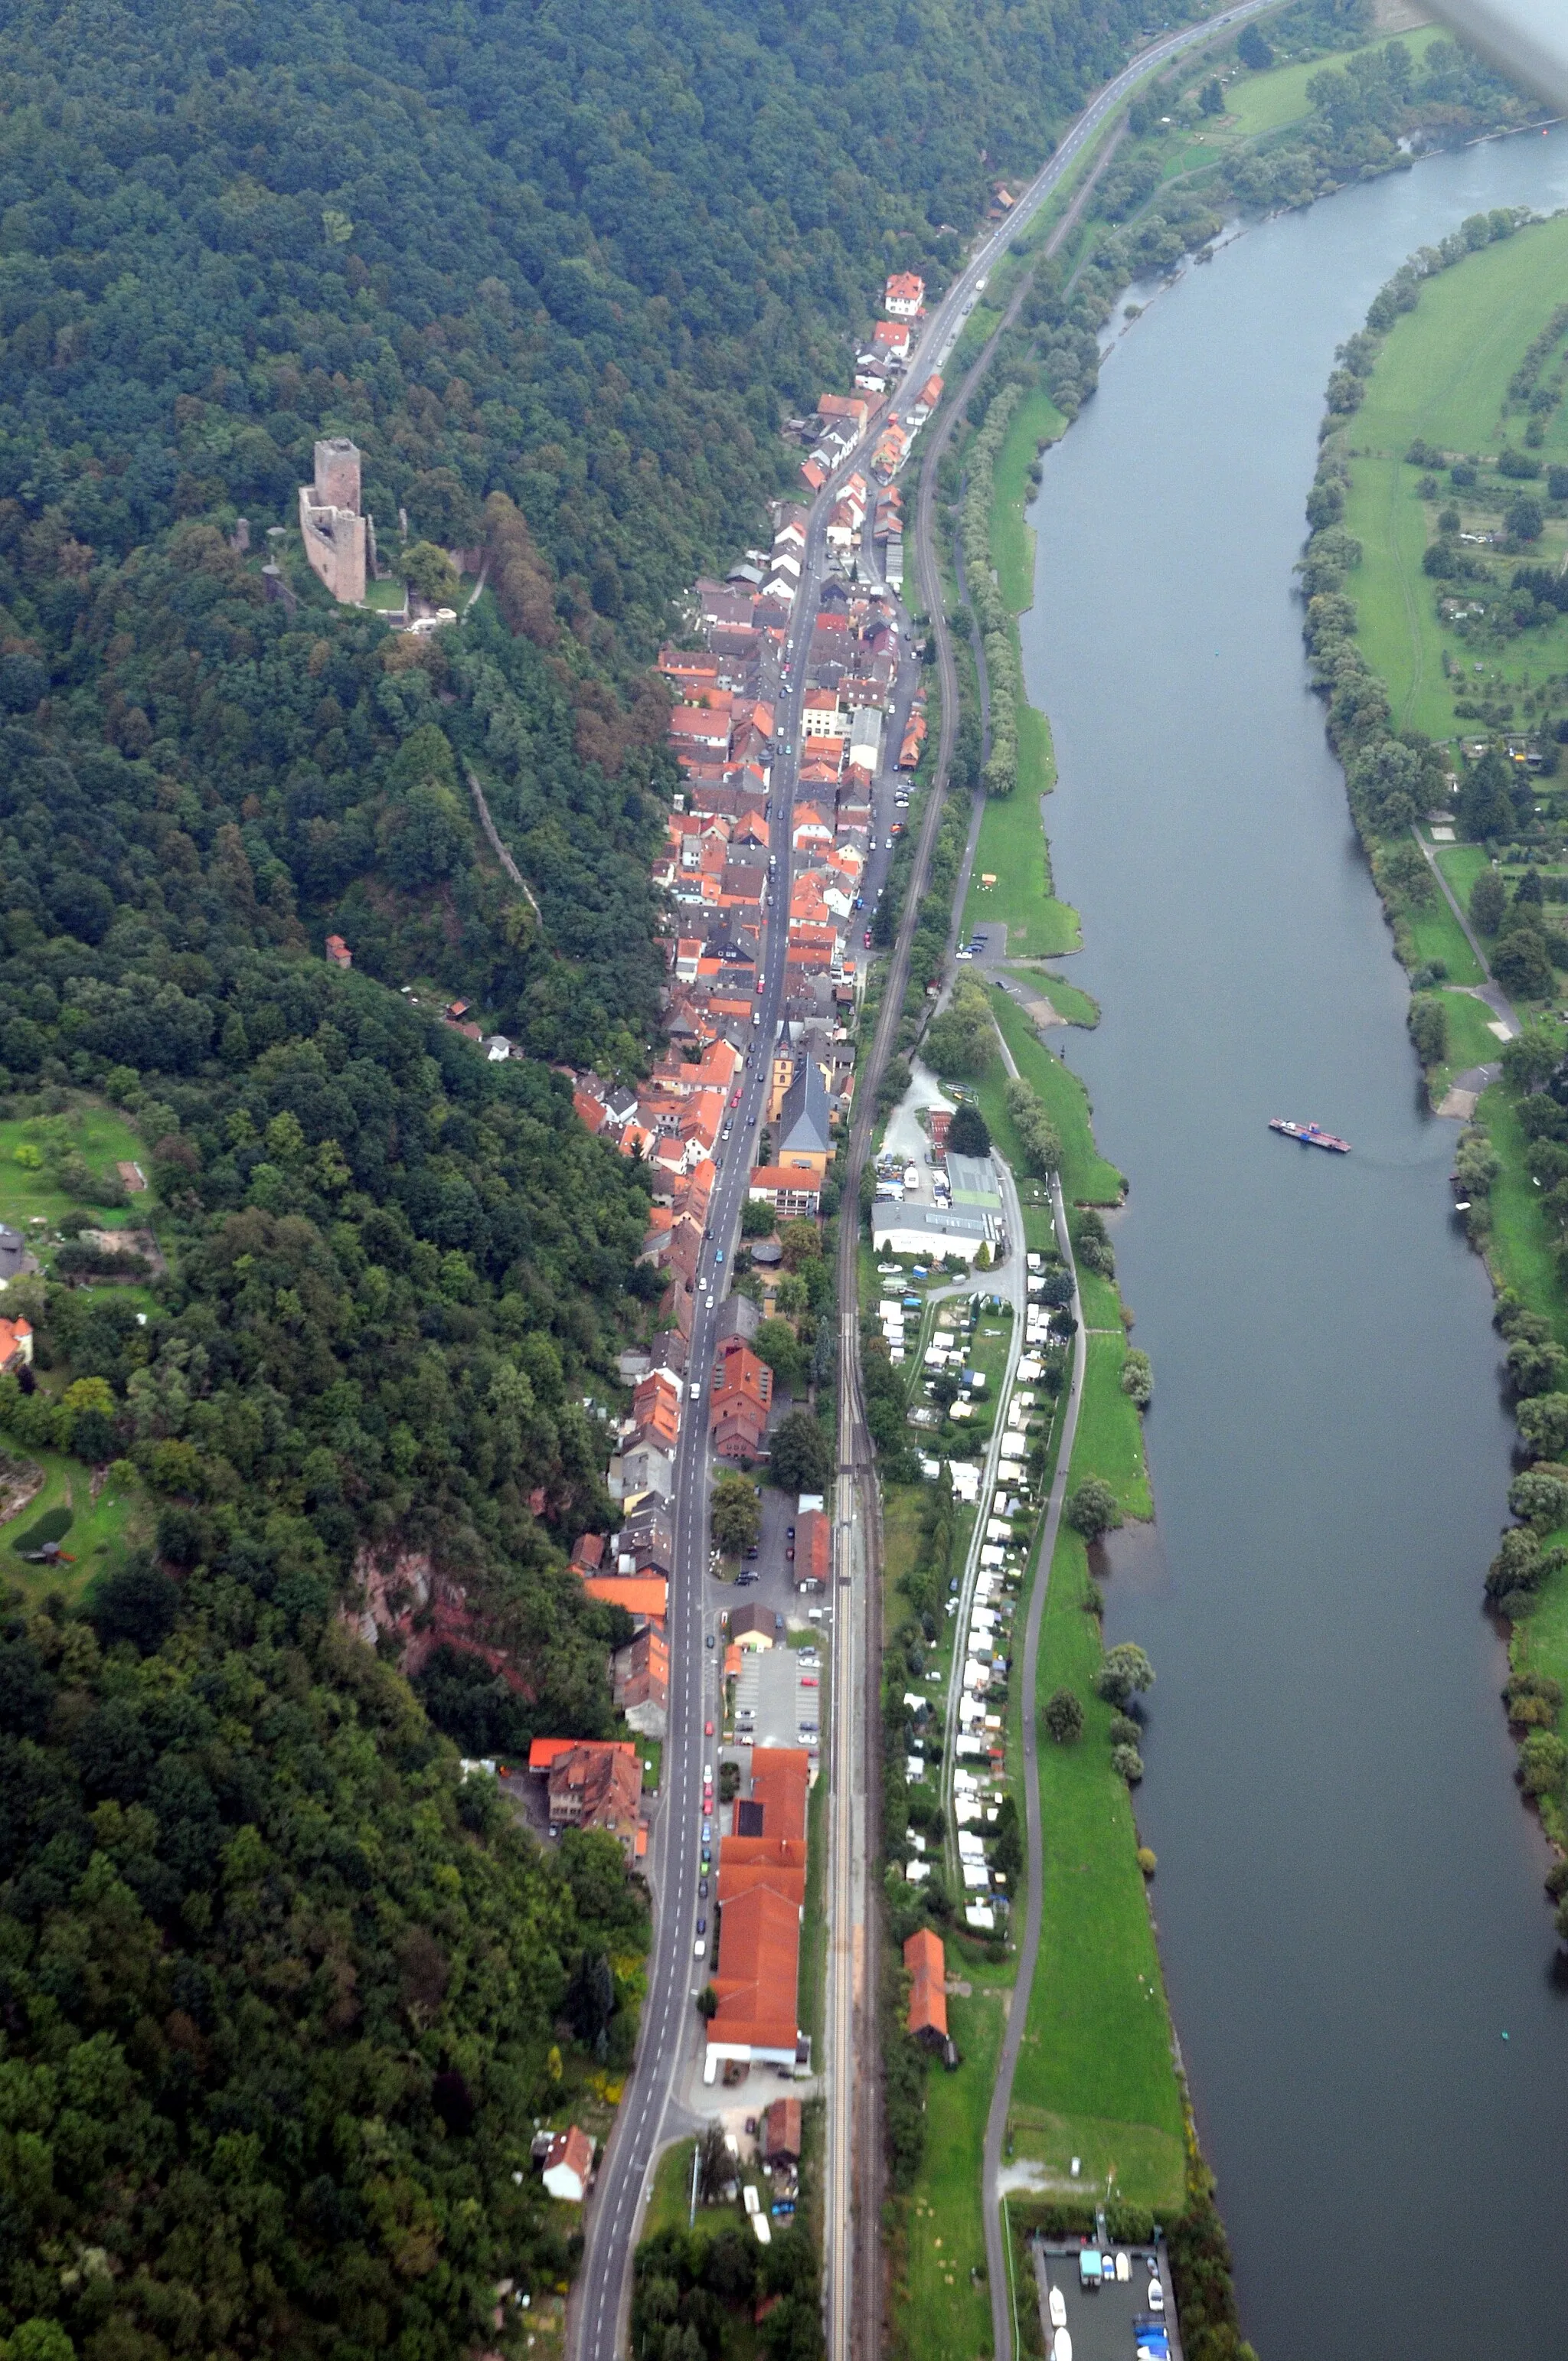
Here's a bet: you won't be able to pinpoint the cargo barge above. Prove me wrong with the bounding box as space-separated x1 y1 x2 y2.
1269 1118 1351 1154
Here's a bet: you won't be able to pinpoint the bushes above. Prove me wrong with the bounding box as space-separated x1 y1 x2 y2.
1004 1074 1063 1177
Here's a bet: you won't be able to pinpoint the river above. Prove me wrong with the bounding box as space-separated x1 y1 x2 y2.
1021 132 1568 2361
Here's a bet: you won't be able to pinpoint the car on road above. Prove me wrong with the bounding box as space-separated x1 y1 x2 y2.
697 1915 707 1935
701 1821 711 1842
884 837 893 850
706 1632 715 1647
704 1719 714 1736
691 1382 701 1402
694 1937 707 1958
745 1543 759 1559
786 1546 794 1561
720 1125 730 1140
730 1092 741 1108
786 1526 795 1540
703 1762 713 1783
699 1877 708 1899
714 1249 724 1265
864 930 873 947
705 1292 715 1308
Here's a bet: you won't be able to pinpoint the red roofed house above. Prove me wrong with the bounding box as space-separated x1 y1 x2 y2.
904 1928 949 2046
541 1742 644 1856
795 1507 831 1590
709 1336 773 1461
760 2097 802 2165
747 1166 822 1221
541 2125 595 2203
0 1317 33 1372
612 1628 669 1736
884 272 925 318
707 1748 812 2067
325 933 351 970
872 319 911 360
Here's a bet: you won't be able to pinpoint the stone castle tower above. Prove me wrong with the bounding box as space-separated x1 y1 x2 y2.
299 436 368 604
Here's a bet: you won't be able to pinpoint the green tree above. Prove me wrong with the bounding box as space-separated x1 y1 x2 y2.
1094 1641 1155 1708
1044 1687 1083 1743
768 1408 832 1494
1237 23 1273 67
753 1318 808 1396
1501 1019 1565 1092
1506 494 1545 543
1518 1392 1568 1462
403 540 461 602
1406 994 1447 1066
1508 1466 1568 1533
1119 1347 1152 1407
741 1198 775 1238
1065 1477 1122 1540
1111 1742 1145 1783
946 1102 991 1158
778 1220 822 1273
710 1472 762 1555
1198 77 1224 116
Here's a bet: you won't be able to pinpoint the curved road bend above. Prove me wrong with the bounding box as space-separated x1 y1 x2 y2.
580 11 1281 2358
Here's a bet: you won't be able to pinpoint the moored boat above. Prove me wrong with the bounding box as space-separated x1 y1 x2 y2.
1269 1117 1351 1154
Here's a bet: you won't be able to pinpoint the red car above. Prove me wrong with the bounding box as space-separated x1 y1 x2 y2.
704 1719 714 1736
864 930 873 947
730 1092 741 1108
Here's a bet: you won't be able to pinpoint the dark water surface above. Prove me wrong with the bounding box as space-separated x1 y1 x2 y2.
1022 134 1568 2361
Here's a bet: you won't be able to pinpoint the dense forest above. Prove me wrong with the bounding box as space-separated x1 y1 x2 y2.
0 1 1219 2351
0 0 1209 1060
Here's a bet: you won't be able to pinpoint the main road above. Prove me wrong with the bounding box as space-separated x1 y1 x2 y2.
578 9 1280 2356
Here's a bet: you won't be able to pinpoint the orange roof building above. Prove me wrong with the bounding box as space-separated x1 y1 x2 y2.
904 1928 949 2046
707 1747 812 2065
581 1575 669 1625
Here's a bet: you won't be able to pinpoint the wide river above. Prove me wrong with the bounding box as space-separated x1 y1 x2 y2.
1023 130 1568 2361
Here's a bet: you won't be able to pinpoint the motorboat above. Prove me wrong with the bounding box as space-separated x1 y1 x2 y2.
1147 2277 1165 2313
1048 2287 1067 2330
1052 2333 1072 2361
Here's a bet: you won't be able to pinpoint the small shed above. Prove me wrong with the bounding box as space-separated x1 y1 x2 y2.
541 2125 595 2203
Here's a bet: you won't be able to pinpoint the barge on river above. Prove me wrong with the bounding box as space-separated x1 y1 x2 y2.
1269 1118 1351 1154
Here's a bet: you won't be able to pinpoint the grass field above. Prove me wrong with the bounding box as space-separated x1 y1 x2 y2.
1068 1332 1152 1522
1341 212 1568 738
1403 876 1484 987
1222 25 1439 139
964 774 1080 959
1436 987 1508 1076
1010 1513 1183 2214
3 1453 150 1610
897 1965 1011 2361
989 993 1123 1206
992 386 1068 616
0 1101 150 1237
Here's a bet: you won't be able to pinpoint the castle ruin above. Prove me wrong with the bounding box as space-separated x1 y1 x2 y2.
299 436 371 603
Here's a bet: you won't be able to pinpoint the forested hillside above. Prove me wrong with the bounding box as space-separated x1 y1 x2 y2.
0 2 1197 2352
0 0 1191 1059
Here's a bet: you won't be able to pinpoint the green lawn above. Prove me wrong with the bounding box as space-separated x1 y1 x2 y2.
1068 1331 1152 1522
1435 844 1490 909
1341 211 1568 738
896 1968 1011 2361
1480 1080 1568 1346
1403 874 1484 987
964 781 1080 958
1008 1523 1184 2214
1223 25 1440 139
3 1452 151 1609
988 992 1123 1206
1436 988 1508 1077
991 385 1068 616
0 1100 152 1237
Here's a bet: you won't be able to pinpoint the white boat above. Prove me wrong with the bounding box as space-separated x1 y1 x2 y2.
1147 2278 1165 2313
1116 2252 1130 2283
1052 2333 1072 2361
1048 2288 1067 2330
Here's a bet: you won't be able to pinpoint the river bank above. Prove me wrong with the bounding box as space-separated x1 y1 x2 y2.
1305 209 1568 1864
1018 122 1568 2361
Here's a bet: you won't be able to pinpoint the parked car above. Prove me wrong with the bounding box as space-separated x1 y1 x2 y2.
864 930 873 947
786 1527 795 1540
704 1720 714 1736
694 1937 707 1958
699 1877 709 1899
706 1633 715 1648
786 1546 795 1561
